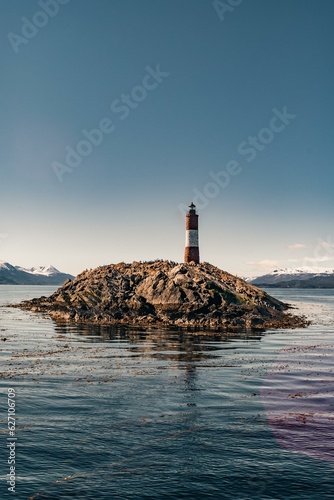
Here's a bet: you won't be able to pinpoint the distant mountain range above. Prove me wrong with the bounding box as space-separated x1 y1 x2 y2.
0 262 74 285
3 261 334 288
248 267 334 288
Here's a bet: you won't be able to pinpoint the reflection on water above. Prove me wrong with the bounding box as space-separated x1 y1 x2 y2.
54 321 264 363
0 286 334 500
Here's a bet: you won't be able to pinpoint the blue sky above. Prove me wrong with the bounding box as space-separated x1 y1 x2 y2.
1 0 334 276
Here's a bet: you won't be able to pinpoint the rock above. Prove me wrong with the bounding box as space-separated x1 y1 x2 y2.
14 260 308 331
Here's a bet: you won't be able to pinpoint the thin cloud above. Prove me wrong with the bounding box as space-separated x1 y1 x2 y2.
246 259 280 269
304 255 334 263
287 243 306 251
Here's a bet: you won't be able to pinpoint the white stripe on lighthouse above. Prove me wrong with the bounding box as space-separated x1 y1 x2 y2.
185 229 198 247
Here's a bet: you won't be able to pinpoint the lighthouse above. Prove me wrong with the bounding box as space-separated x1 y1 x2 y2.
184 202 200 264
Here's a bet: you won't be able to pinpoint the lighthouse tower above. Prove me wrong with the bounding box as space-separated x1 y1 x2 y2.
184 202 200 264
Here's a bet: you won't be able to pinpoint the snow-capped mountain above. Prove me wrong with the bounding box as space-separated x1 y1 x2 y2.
248 267 334 288
16 265 60 277
0 261 74 285
0 262 16 272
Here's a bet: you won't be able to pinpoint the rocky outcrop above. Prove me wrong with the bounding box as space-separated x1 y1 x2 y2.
16 261 308 331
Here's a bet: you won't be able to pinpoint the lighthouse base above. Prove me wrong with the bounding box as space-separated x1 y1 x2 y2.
184 247 200 264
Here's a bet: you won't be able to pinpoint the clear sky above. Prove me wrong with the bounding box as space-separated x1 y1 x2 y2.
1 0 334 277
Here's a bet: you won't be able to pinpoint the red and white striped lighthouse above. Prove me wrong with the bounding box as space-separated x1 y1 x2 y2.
184 202 200 264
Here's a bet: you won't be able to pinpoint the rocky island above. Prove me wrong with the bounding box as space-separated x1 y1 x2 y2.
15 261 308 331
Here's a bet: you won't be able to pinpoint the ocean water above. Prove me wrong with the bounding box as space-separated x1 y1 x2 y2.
0 286 333 500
